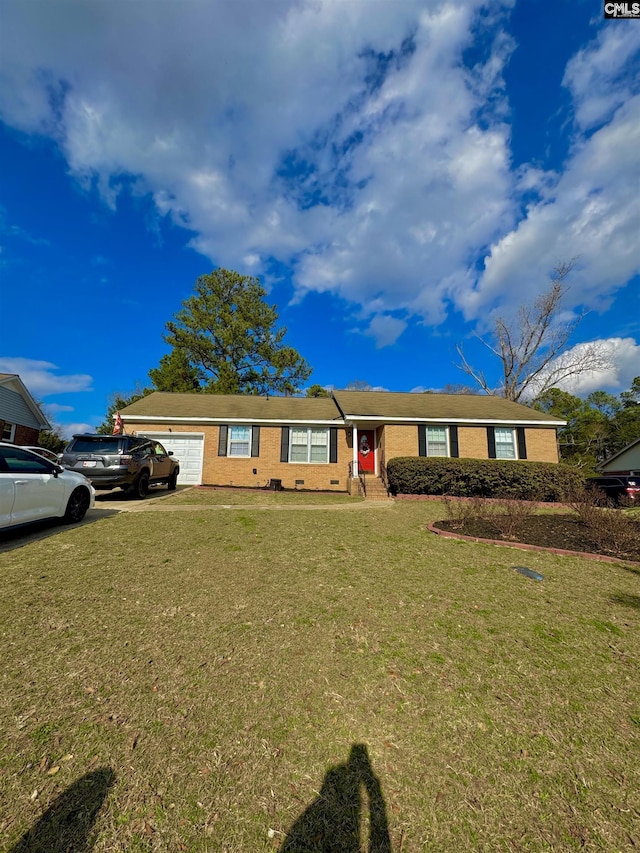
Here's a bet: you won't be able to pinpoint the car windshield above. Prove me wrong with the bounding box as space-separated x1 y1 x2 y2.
69 438 123 454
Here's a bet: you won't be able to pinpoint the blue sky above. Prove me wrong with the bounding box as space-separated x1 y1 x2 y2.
0 0 639 437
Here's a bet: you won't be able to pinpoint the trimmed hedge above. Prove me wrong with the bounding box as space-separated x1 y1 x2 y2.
386 457 582 502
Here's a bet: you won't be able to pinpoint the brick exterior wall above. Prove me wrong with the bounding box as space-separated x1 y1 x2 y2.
382 423 559 463
126 419 559 489
524 427 560 463
127 422 352 490
0 422 40 446
458 426 490 459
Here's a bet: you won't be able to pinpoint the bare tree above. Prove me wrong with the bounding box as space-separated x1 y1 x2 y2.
344 380 374 391
456 261 611 402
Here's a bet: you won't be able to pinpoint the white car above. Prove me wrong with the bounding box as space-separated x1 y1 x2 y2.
0 443 95 531
23 445 62 464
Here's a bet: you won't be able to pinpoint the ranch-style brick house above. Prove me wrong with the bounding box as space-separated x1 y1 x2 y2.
120 390 565 494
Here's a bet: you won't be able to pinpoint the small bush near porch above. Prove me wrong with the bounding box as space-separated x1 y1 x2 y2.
0 500 638 851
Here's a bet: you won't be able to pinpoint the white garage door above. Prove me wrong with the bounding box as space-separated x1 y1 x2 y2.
141 432 204 486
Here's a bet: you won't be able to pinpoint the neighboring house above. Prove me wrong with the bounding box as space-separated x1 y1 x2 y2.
120 390 565 492
598 437 640 476
0 373 51 446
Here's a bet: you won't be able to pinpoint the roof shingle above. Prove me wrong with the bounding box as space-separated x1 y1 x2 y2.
121 390 564 425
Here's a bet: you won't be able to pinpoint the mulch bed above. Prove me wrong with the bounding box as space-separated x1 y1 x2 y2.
433 513 640 563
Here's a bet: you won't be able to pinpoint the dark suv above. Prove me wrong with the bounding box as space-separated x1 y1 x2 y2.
60 435 180 498
586 475 639 505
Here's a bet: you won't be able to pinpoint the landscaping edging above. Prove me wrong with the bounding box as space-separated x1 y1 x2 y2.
427 521 640 566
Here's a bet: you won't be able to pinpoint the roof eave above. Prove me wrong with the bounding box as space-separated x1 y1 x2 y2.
342 414 566 426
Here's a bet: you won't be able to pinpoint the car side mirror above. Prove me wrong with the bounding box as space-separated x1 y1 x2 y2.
168 451 174 456
52 464 64 478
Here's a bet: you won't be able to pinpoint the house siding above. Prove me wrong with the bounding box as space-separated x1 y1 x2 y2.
0 386 43 430
600 442 640 474
127 422 351 490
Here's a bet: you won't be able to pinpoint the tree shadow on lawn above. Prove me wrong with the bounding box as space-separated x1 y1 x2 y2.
9 768 115 853
279 744 391 853
611 592 640 610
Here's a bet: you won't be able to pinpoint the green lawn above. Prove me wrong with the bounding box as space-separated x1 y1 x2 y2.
160 486 365 505
1 500 638 852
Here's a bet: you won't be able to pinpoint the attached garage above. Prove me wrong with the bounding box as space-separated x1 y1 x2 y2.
140 432 204 486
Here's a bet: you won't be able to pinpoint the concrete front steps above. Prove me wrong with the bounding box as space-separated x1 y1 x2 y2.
347 475 391 500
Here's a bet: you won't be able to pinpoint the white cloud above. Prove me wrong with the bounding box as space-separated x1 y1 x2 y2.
42 403 74 415
563 25 640 131
0 0 515 330
0 1 637 342
59 422 95 440
365 315 408 348
542 337 640 396
467 27 640 321
0 357 93 396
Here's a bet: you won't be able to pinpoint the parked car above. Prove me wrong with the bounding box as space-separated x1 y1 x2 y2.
23 446 62 464
586 475 639 505
0 443 95 530
59 434 180 498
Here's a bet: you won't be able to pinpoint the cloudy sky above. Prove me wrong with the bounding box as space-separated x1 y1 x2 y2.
0 0 639 436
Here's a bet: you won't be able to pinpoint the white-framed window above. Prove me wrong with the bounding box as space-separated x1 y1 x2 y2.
495 427 517 459
290 428 329 463
2 422 16 442
228 425 251 457
425 426 448 457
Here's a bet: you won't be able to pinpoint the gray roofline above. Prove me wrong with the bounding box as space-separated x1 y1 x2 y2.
596 435 640 470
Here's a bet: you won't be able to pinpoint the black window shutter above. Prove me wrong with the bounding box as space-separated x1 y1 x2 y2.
418 425 427 457
487 426 496 459
329 427 338 463
280 427 290 463
251 425 260 457
449 425 459 458
516 427 527 460
218 425 228 456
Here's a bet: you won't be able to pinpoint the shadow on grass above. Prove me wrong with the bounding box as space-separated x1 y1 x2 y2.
0 511 119 553
611 592 640 610
94 486 183 503
9 768 115 853
279 744 391 853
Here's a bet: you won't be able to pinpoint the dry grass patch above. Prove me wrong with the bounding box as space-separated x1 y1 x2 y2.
0 502 638 851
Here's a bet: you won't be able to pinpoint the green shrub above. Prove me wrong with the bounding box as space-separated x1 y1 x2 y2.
386 457 581 502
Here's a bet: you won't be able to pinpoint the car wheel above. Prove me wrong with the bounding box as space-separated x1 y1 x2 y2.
167 469 179 491
64 487 91 524
133 472 150 499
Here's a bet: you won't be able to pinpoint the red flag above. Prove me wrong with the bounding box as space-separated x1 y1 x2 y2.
113 412 123 435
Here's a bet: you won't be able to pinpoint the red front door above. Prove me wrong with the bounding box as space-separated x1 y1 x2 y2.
357 430 375 474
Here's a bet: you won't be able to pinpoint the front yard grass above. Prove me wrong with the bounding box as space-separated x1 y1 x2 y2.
1 501 638 851
161 486 365 505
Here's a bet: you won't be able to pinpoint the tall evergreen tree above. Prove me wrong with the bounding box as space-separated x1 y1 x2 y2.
162 268 312 395
149 348 202 392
